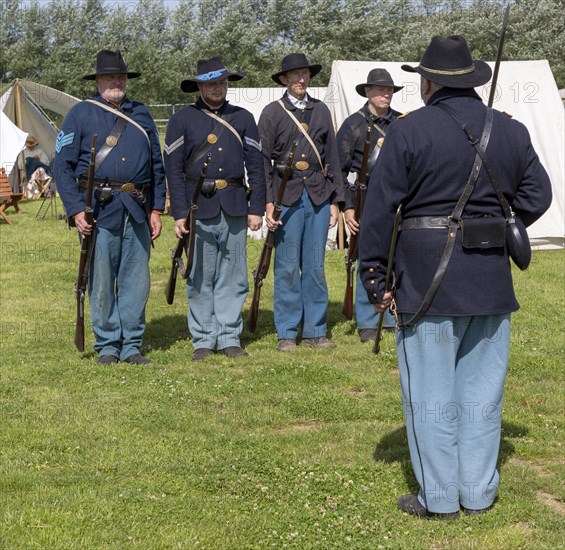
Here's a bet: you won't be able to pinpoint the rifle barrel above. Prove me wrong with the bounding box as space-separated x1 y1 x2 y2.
74 133 97 352
246 144 297 332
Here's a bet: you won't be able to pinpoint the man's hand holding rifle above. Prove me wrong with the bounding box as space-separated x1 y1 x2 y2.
165 154 211 305
342 125 371 320
247 142 297 332
373 204 402 354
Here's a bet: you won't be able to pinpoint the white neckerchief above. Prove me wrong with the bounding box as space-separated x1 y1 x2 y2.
287 92 309 110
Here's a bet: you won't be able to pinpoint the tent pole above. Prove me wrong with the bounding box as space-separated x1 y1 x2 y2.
14 80 25 193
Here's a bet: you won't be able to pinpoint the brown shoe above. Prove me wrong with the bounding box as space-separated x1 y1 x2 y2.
123 354 151 365
358 328 376 343
97 354 119 365
220 346 249 358
277 339 297 352
301 337 336 349
462 505 492 516
397 494 459 520
192 348 213 361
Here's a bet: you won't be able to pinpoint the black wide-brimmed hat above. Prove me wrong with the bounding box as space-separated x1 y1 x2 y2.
181 56 245 93
402 35 491 88
83 50 140 80
271 53 322 86
355 68 404 97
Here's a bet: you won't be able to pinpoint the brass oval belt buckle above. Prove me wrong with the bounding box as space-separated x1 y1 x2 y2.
120 183 135 192
295 161 309 171
215 179 228 190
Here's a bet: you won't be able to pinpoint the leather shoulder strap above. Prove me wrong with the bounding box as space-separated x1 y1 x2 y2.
398 107 494 329
182 105 228 175
85 99 150 146
278 100 323 168
202 109 242 147
94 117 128 173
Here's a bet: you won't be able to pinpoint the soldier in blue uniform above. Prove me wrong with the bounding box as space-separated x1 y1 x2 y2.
359 36 552 518
164 57 266 361
337 69 403 342
54 50 167 365
258 53 344 352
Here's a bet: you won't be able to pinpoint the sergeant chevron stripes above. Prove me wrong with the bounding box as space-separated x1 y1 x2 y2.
245 136 261 152
55 130 75 153
164 135 184 155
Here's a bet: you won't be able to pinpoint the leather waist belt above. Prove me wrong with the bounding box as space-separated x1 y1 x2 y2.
275 161 322 173
78 176 149 192
399 216 450 230
184 177 243 189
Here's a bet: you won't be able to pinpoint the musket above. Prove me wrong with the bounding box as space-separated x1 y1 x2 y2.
373 204 403 355
74 134 97 352
342 124 371 320
246 142 297 332
488 4 510 107
165 153 210 305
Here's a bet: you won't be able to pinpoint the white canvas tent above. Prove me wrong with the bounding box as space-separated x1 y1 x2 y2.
325 60 564 248
0 79 80 190
0 110 28 175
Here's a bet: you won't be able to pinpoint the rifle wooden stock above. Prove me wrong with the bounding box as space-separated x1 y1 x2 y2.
74 134 97 352
246 230 275 333
165 154 210 305
342 125 371 320
373 204 403 355
246 142 297 332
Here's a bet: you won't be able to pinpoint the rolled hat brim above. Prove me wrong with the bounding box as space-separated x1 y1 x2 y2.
355 83 404 97
181 72 245 93
83 70 141 81
401 60 492 88
271 64 322 86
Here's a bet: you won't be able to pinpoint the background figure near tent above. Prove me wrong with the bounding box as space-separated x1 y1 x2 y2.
164 56 266 361
54 49 166 365
359 35 552 518
19 135 52 198
258 53 344 353
337 69 403 342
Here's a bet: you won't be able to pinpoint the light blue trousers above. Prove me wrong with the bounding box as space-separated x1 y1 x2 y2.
89 213 150 360
274 188 330 341
396 314 510 513
187 211 248 351
355 268 395 329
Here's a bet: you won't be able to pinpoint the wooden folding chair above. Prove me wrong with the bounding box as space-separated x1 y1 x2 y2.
0 168 24 224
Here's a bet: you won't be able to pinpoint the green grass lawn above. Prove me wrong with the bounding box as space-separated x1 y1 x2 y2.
1 199 563 549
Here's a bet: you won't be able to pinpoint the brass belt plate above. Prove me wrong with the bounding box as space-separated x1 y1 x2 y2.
120 183 136 192
207 133 218 144
105 135 118 147
295 160 309 171
215 179 228 189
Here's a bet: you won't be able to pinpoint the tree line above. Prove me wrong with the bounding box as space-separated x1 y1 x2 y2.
1 0 563 107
